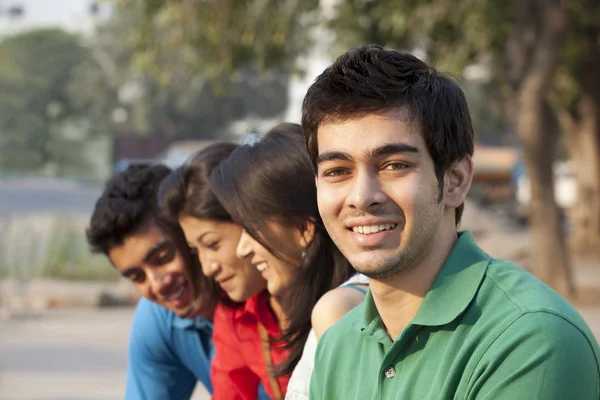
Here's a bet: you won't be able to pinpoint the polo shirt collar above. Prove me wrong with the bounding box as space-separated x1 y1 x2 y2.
411 231 490 326
357 231 491 335
172 313 213 332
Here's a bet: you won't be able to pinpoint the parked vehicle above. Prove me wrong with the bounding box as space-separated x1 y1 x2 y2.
512 159 576 223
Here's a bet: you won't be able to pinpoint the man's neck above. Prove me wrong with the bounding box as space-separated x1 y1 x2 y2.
369 227 458 340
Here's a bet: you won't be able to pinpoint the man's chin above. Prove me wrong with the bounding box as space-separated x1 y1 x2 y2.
349 253 400 279
172 300 200 319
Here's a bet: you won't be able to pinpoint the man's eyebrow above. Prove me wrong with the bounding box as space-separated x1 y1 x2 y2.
316 151 352 165
367 143 420 159
316 143 419 166
143 240 170 263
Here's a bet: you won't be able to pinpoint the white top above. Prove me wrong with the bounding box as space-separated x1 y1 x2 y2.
284 273 369 400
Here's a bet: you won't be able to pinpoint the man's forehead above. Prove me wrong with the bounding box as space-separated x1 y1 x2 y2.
109 227 170 265
316 114 422 156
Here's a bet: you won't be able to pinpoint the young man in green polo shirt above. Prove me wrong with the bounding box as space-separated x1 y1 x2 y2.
301 44 600 399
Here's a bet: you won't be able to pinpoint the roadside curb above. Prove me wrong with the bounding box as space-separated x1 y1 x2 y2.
0 279 139 315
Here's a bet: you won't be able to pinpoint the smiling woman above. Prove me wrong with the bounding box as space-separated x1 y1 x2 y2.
158 142 277 400
209 123 366 400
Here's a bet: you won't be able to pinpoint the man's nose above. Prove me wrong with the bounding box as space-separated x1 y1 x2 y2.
345 169 387 211
149 270 175 296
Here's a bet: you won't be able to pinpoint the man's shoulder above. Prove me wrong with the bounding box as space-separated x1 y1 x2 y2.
481 259 586 323
130 297 175 343
476 259 599 357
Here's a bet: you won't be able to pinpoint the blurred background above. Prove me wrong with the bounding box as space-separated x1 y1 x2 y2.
0 0 599 399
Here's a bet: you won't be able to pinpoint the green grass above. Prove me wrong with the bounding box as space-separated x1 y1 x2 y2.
0 214 120 282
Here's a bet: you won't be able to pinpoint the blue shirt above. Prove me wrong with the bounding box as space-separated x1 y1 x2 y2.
125 297 214 400
125 297 271 400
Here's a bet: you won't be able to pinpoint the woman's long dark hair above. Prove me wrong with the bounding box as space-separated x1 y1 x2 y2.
157 142 241 309
210 123 354 376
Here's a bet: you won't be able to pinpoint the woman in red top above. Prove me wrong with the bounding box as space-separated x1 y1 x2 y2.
158 142 281 399
210 123 358 397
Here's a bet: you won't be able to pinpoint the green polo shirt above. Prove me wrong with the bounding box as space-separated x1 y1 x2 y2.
310 231 600 399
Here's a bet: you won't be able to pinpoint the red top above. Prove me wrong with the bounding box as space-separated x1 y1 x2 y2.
211 291 291 400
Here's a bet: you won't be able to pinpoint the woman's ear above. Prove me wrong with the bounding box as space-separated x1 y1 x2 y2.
298 219 316 249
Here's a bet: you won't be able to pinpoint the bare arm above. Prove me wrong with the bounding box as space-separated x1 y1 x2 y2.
311 285 367 340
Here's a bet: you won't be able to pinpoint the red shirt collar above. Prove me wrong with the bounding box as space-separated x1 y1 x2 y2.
236 290 281 337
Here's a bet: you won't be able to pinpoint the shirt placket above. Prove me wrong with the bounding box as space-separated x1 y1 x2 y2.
376 325 419 399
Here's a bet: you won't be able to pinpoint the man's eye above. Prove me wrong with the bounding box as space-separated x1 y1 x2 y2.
323 169 348 178
383 162 409 171
157 248 175 264
128 271 145 283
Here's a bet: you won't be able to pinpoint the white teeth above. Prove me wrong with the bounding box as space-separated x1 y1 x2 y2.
256 262 267 272
352 224 397 234
165 285 185 301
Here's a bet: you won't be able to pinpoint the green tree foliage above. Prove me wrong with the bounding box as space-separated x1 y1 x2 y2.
73 3 297 140
0 29 93 174
330 0 514 142
119 0 320 82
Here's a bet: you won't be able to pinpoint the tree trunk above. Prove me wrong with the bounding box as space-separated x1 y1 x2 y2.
560 33 600 257
561 93 600 256
512 0 574 295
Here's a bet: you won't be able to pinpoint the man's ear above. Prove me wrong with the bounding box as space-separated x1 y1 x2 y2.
444 155 473 208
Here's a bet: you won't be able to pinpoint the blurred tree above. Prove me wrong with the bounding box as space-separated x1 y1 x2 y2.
331 0 574 294
0 29 93 175
72 3 295 142
118 0 319 83
506 0 572 295
552 0 600 256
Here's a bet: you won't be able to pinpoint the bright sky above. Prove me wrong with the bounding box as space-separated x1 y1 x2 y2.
0 0 106 36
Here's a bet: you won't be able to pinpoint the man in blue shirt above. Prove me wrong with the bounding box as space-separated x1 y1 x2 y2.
87 163 218 399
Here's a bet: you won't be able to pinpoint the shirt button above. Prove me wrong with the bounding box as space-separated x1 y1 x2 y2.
384 366 396 379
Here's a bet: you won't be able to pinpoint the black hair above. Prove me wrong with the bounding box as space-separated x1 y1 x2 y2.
210 123 354 376
302 44 475 224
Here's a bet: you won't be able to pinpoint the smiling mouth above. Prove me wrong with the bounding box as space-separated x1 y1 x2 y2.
351 224 397 234
218 276 234 285
164 284 187 301
255 262 268 272
161 275 190 303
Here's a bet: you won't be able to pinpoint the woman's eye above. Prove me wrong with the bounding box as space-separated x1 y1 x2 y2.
206 241 220 251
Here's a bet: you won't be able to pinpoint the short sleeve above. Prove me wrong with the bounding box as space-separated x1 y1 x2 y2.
467 312 600 400
285 330 318 400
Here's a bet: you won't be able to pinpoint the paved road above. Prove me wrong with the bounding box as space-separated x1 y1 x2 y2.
0 308 210 400
1 306 599 400
0 178 102 214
